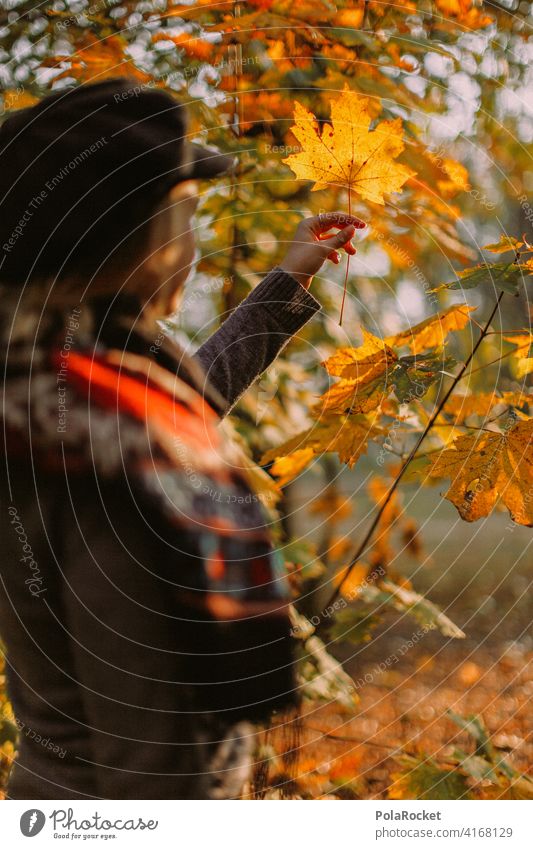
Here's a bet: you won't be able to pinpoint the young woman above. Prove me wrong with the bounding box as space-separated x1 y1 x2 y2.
0 78 364 799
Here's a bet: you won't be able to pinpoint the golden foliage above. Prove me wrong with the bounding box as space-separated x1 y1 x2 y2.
504 334 533 378
427 420 533 526
334 563 370 599
283 86 415 204
308 491 353 522
324 329 398 381
332 7 365 29
436 157 471 197
152 32 213 61
444 391 533 423
435 0 493 29
49 34 151 83
263 415 382 485
269 448 315 487
387 305 476 354
483 235 524 254
318 330 398 414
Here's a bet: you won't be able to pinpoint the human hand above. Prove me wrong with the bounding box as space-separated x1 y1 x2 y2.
278 212 366 289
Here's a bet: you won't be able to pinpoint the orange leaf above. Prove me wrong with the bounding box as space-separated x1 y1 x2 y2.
427 420 533 526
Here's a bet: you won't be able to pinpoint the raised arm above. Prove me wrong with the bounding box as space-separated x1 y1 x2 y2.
195 212 365 415
195 268 319 414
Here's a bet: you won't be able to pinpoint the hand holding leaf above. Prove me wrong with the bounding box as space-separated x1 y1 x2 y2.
279 211 365 289
283 86 415 322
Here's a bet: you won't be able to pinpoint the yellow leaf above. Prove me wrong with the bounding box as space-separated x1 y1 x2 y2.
263 415 381 485
334 563 369 599
436 158 471 197
427 420 533 526
332 7 365 28
318 375 389 415
270 448 315 487
283 86 415 204
445 391 533 423
308 491 352 522
52 34 150 84
324 328 398 381
483 235 524 254
317 330 398 414
504 333 533 378
327 535 353 562
387 305 476 354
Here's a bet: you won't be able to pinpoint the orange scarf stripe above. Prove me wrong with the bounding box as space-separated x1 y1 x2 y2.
52 350 221 455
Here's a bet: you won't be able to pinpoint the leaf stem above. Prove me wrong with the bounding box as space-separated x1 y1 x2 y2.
323 291 505 611
339 190 352 326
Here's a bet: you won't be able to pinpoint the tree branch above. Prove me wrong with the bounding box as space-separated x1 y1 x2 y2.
323 291 505 611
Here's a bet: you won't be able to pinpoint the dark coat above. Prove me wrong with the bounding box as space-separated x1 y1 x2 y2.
0 269 319 799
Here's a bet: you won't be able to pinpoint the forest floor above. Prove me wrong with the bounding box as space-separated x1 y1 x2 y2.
251 489 533 799
252 630 533 799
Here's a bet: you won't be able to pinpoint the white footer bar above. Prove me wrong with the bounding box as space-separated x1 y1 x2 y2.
0 799 531 848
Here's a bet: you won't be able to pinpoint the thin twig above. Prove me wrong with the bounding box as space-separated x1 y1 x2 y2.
323 291 505 611
466 347 516 376
304 724 401 752
485 330 529 335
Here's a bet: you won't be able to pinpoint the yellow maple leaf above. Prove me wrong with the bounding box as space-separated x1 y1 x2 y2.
318 377 388 415
504 333 533 378
263 415 381 485
387 305 476 354
283 86 415 204
324 328 398 380
317 330 398 414
427 420 533 526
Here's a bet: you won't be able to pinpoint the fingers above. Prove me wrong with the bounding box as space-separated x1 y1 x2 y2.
311 211 366 233
322 223 357 251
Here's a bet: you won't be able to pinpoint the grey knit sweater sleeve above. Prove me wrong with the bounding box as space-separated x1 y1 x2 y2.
194 268 320 415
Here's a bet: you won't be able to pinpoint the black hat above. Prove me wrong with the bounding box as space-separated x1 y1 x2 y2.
0 78 235 283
